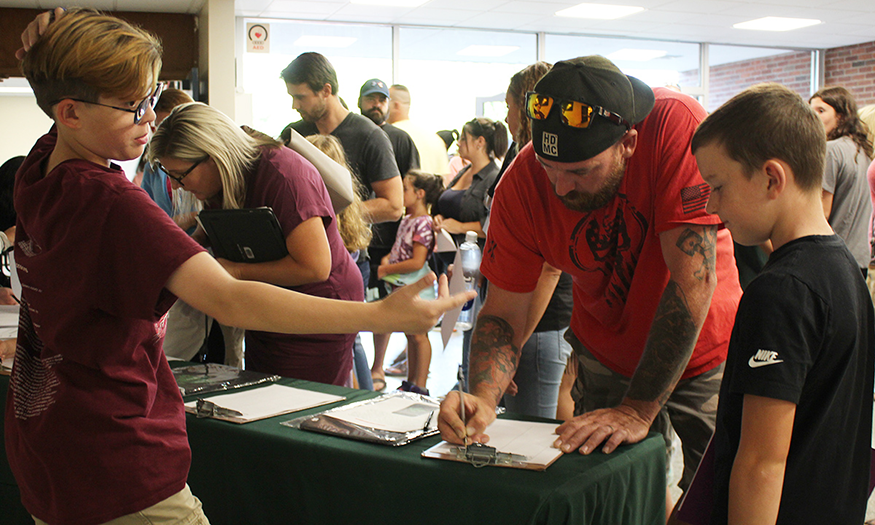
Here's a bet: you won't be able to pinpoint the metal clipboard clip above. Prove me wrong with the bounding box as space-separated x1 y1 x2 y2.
451 443 529 468
195 398 244 419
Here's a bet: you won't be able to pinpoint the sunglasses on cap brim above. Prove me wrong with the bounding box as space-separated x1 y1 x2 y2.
525 91 630 130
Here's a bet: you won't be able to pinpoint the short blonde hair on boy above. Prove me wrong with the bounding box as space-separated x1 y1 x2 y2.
691 83 826 192
21 8 163 120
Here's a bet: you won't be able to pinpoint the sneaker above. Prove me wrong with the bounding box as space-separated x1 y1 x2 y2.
399 380 429 396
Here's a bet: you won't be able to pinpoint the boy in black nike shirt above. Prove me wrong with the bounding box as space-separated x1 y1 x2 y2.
690 83 874 524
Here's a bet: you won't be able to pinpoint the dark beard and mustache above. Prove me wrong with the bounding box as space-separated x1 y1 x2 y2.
555 153 626 212
363 107 387 126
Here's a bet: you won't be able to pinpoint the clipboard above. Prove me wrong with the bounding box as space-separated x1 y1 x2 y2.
182 384 345 424
172 363 281 397
421 419 563 471
283 392 440 446
197 207 288 263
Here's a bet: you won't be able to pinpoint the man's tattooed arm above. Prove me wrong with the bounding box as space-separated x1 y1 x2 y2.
624 225 717 419
468 315 522 406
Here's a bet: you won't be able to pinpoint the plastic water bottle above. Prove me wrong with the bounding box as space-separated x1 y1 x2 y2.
455 231 481 331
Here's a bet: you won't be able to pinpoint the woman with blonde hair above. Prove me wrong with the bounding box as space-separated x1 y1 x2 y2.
149 102 363 385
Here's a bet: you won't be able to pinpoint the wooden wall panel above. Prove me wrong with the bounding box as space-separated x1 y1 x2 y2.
0 8 197 81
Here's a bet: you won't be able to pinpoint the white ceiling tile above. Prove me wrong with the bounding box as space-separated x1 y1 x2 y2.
498 1 578 15
632 10 699 23
423 0 507 10
454 11 548 29
236 0 274 14
655 0 747 14
260 10 333 20
403 6 481 22
263 0 345 14
822 0 875 10
831 10 875 24
2 0 873 48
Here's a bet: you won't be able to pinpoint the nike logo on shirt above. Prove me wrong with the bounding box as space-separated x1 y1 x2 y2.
748 349 784 368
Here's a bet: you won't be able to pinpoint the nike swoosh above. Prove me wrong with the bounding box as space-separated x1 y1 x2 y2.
748 357 784 368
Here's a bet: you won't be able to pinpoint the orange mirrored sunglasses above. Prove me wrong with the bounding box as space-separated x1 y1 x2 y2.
525 92 630 130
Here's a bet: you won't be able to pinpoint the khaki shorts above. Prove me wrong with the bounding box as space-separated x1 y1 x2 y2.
33 485 209 525
566 330 723 493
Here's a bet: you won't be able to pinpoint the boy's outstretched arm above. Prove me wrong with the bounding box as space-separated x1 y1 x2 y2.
166 251 474 337
728 394 796 525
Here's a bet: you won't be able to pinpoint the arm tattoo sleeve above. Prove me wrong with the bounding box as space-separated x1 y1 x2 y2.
626 226 717 406
626 280 698 405
675 227 717 281
469 315 521 405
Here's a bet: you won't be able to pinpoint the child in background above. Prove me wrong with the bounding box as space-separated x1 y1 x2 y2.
306 133 374 389
304 134 372 256
377 170 445 394
689 82 874 524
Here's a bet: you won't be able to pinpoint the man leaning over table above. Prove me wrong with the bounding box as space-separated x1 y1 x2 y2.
438 56 742 512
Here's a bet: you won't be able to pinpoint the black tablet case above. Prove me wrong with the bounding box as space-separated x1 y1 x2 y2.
197 207 288 263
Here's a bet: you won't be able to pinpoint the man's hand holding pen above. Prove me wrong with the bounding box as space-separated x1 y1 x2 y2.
437 390 498 446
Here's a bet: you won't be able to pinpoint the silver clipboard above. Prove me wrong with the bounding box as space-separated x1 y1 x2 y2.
282 391 440 446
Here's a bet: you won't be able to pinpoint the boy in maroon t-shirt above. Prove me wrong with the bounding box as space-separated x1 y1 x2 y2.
8 9 472 524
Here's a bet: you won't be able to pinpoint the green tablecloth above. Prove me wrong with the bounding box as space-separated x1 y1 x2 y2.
1 369 666 525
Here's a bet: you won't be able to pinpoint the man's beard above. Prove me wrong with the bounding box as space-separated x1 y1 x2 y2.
556 153 626 213
363 107 386 126
299 101 328 123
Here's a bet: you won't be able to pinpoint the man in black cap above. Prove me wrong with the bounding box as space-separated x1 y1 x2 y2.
358 78 420 184
438 56 742 507
358 78 421 390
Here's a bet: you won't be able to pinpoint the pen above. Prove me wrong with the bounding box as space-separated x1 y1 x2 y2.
423 410 433 433
457 365 467 448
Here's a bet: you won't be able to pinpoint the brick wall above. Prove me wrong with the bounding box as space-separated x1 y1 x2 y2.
704 50 812 112
688 40 875 112
824 40 875 108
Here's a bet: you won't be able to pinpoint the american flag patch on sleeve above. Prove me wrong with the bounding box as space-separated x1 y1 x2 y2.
681 183 710 214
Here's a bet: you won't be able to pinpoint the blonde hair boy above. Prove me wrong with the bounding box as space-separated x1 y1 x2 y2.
688 83 874 524
8 9 471 525
23 9 162 120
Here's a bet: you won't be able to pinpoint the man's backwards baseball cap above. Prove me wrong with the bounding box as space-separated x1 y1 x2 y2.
359 78 390 99
530 55 655 163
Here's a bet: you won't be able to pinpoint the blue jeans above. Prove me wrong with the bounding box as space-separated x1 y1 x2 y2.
459 291 482 391
502 328 572 419
353 255 374 390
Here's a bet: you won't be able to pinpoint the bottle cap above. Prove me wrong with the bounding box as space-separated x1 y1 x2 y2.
465 231 478 244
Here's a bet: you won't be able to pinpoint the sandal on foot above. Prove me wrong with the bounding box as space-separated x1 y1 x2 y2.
372 376 387 391
385 359 408 376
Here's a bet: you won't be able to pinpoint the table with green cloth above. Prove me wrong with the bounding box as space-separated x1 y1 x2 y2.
1 368 666 525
